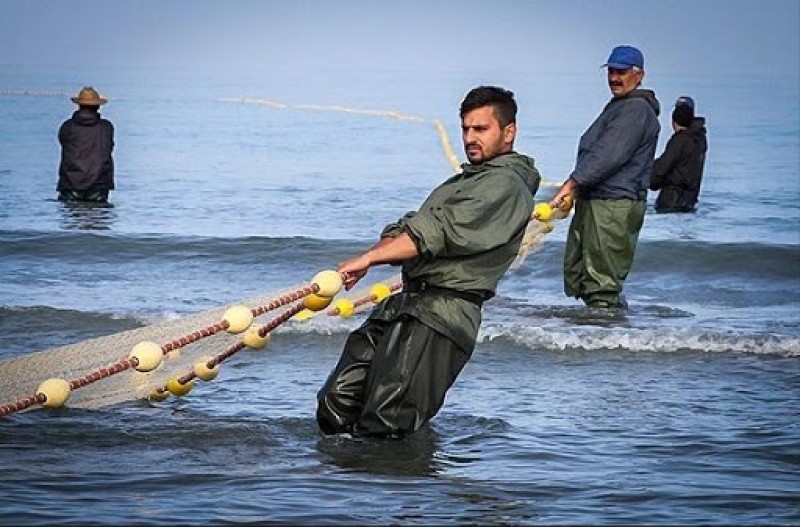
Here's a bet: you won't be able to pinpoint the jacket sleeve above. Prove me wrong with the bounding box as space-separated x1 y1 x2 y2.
108 121 115 152
381 211 417 238
402 171 534 259
57 121 69 146
651 134 684 190
107 121 115 180
570 100 652 187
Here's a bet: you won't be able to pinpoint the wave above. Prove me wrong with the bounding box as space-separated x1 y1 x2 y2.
0 304 144 330
518 239 800 280
274 317 800 357
3 301 798 361
633 240 800 280
2 230 798 281
0 229 364 265
477 324 800 357
0 305 145 359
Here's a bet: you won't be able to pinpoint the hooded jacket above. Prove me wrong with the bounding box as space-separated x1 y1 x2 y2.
651 116 708 212
57 109 115 191
570 89 661 200
375 152 541 351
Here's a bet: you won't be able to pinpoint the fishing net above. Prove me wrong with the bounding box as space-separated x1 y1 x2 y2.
0 276 400 415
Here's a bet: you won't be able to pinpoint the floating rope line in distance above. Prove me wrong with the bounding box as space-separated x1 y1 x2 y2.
218 97 425 123
0 89 73 98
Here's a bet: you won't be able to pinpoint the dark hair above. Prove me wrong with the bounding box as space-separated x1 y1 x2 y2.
460 86 517 127
672 104 694 128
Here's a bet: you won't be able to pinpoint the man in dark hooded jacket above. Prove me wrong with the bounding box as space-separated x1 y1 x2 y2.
57 86 115 202
550 45 660 309
651 96 708 213
317 86 541 438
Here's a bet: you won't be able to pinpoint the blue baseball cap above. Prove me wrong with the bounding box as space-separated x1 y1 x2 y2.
603 45 644 70
675 95 695 109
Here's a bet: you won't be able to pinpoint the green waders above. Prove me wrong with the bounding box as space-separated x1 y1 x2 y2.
563 198 646 307
316 314 470 438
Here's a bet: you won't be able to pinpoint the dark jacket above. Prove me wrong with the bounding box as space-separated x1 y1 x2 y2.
57 109 115 191
570 89 661 200
375 152 541 351
651 117 708 213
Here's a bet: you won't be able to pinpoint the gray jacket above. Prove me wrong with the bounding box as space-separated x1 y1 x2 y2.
570 89 660 200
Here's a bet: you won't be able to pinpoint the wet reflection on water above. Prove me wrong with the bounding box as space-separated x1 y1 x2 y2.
58 200 116 230
316 426 443 476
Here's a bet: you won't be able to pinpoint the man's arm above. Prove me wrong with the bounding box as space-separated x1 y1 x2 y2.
651 135 683 190
57 122 69 146
337 232 419 290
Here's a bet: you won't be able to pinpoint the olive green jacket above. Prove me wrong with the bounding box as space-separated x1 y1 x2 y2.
370 152 541 352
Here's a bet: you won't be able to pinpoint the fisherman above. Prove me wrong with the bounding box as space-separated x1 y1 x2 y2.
651 96 708 213
57 86 115 202
316 86 541 438
550 45 660 309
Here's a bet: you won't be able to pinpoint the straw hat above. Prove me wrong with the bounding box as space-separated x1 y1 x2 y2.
71 86 108 106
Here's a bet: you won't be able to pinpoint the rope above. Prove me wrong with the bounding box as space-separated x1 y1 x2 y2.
0 89 72 98
150 278 405 399
433 120 462 173
171 302 307 389
218 97 425 123
511 200 574 269
0 395 45 417
0 281 325 417
326 280 403 316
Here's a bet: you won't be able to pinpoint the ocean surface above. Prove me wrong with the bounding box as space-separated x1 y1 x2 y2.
0 65 798 525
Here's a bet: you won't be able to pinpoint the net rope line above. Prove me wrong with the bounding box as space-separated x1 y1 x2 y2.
166 278 403 391
0 89 73 98
0 271 401 417
219 96 572 262
0 281 317 416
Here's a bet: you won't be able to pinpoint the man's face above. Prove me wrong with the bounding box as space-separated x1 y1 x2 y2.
461 106 515 164
607 67 644 98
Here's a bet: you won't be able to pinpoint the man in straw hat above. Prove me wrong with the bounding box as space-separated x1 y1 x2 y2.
57 86 115 202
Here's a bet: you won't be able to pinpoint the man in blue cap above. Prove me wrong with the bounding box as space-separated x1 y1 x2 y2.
549 45 660 308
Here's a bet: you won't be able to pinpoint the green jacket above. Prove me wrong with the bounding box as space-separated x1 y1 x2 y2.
370 152 541 352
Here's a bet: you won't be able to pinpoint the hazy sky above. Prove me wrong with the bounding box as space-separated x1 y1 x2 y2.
1 0 798 77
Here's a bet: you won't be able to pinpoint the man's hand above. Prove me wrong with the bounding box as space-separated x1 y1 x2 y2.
337 254 371 290
550 178 577 210
337 232 420 290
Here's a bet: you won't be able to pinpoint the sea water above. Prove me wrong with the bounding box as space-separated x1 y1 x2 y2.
0 65 798 525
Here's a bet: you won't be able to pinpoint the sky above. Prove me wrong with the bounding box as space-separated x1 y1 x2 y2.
0 0 798 78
